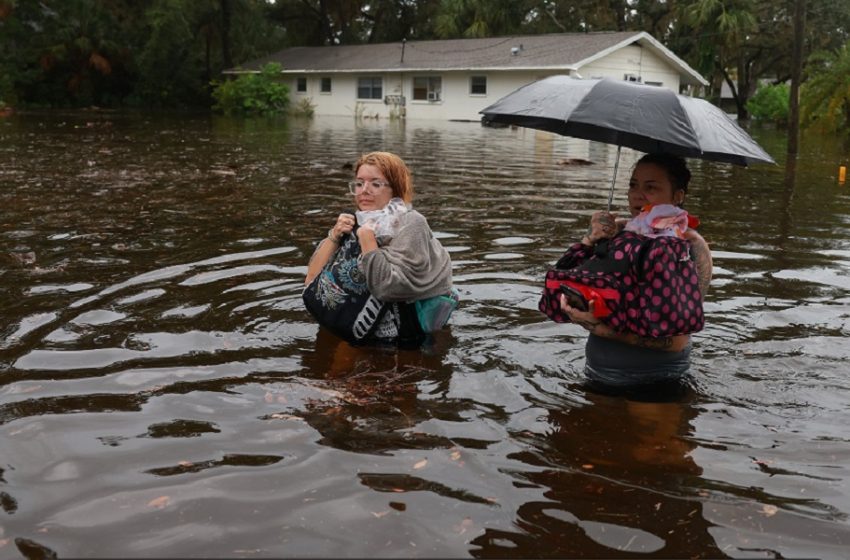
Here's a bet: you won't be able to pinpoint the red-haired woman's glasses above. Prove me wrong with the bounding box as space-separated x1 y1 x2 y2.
348 181 392 195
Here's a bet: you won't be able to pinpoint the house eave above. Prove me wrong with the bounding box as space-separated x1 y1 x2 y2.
224 66 580 75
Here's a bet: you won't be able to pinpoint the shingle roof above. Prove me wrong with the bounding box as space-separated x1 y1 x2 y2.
230 31 707 86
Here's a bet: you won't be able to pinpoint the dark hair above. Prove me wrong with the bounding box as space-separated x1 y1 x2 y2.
635 153 691 194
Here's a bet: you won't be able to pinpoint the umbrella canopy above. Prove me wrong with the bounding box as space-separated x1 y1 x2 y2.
480 75 775 168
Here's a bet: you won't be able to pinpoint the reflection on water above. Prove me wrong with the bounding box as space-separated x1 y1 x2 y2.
2 111 850 558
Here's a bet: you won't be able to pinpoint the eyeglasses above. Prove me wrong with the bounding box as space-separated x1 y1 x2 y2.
348 181 392 195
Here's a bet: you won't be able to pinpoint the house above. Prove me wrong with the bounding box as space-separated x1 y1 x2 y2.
226 31 708 121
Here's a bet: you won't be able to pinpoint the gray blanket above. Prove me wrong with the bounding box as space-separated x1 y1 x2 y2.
359 210 452 302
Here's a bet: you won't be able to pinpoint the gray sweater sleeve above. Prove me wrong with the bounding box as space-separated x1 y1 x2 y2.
359 210 453 302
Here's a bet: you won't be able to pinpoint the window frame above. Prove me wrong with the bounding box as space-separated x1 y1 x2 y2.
320 77 332 94
296 77 308 93
357 77 383 100
469 75 487 96
412 76 442 102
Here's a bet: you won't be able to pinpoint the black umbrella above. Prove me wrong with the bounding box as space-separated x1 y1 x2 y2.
480 75 775 210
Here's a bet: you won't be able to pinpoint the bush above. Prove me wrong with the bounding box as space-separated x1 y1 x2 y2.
211 63 289 115
288 97 316 117
746 82 790 124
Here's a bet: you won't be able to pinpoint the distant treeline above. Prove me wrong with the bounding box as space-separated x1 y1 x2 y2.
1 0 849 122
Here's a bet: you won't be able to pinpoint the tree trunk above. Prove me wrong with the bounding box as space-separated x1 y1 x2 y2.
613 0 627 31
735 58 751 121
787 0 806 156
221 0 234 69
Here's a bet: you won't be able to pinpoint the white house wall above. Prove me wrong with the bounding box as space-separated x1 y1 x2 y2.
283 45 682 121
578 45 681 91
286 70 564 122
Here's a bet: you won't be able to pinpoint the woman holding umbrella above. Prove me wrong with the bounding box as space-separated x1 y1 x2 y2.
481 75 773 395
543 153 712 393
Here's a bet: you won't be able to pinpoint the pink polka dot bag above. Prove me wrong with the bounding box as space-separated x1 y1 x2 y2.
539 231 705 338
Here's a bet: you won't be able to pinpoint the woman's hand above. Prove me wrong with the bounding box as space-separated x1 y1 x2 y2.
560 296 612 337
305 213 356 286
560 294 688 352
582 211 619 246
332 213 356 241
356 225 378 255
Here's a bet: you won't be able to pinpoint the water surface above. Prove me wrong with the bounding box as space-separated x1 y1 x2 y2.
1 111 850 559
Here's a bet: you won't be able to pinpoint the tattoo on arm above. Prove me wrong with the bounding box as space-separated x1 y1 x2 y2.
574 318 602 332
688 237 713 297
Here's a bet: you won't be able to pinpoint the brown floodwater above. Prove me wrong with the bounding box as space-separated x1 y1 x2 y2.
1 110 850 559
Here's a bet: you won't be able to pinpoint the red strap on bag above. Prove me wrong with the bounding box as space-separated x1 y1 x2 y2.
544 278 616 318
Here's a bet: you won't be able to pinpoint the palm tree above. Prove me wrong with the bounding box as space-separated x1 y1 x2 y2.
677 0 759 119
434 0 525 38
800 41 850 134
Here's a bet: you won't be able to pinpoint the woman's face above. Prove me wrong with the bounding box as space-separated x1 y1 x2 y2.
627 162 684 217
354 163 394 211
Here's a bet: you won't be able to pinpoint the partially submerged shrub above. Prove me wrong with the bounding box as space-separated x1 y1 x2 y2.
211 63 289 116
288 97 315 117
746 82 790 124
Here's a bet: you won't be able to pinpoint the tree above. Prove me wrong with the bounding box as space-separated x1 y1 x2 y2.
522 0 627 34
434 0 526 38
266 0 370 45
0 0 43 105
360 0 441 43
800 41 850 134
672 0 850 120
676 0 761 119
631 0 676 40
2 0 136 107
131 0 284 107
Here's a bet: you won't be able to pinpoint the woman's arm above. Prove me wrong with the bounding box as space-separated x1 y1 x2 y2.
305 213 356 286
561 298 690 353
305 236 339 286
683 229 712 297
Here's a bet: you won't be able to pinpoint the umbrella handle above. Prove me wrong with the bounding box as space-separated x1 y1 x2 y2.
607 145 621 213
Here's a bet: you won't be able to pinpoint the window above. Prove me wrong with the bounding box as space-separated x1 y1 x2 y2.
296 77 307 93
624 74 642 83
357 77 383 100
320 77 332 93
470 76 487 95
645 81 663 87
412 77 442 101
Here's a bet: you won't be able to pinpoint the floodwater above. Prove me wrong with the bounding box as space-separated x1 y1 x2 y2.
1 110 850 559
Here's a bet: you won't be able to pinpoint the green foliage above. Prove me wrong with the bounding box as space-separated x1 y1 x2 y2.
2 0 849 112
434 0 523 38
800 42 850 135
746 82 789 124
0 0 286 108
129 0 206 108
210 63 289 115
